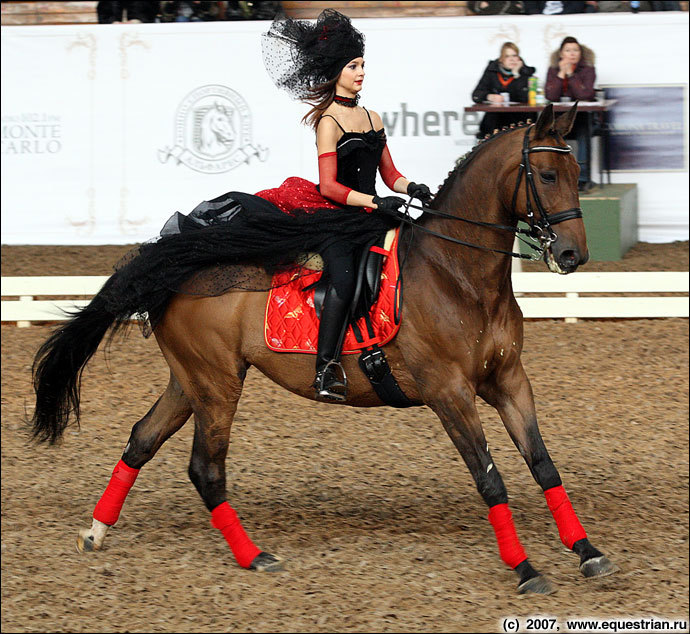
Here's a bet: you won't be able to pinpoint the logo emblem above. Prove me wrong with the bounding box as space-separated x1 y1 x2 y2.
159 84 268 174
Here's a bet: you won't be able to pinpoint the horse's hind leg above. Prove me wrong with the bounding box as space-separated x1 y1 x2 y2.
426 372 555 595
185 365 283 573
480 360 618 579
77 373 192 553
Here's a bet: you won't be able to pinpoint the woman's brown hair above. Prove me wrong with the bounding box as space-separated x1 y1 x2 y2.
500 42 520 59
559 36 581 51
302 77 338 130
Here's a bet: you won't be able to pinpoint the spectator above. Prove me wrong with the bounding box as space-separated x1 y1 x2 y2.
159 1 223 22
251 1 282 19
97 0 159 23
225 1 282 20
524 1 588 13
471 42 536 138
467 1 525 14
596 1 635 10
648 1 681 8
545 36 597 192
583 0 680 10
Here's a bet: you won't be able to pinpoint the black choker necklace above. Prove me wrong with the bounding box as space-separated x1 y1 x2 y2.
334 94 359 107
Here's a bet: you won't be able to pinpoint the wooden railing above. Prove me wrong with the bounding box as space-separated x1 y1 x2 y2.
1 1 98 25
2 272 687 326
281 1 469 19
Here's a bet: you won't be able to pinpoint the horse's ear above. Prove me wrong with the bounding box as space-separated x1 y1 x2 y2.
533 103 555 139
554 102 578 137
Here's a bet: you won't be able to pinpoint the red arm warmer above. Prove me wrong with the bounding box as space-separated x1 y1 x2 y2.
379 145 405 191
318 152 352 205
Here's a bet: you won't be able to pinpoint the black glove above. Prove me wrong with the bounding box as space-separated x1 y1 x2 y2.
407 181 432 203
372 195 406 215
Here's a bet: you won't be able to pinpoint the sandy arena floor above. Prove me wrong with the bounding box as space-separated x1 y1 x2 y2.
1 242 688 633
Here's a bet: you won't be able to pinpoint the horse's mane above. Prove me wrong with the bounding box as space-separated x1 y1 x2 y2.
434 120 533 201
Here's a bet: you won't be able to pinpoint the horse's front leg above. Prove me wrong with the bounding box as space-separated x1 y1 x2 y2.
425 372 556 595
480 359 618 579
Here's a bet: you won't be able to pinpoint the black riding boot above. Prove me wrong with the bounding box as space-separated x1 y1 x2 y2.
313 285 350 401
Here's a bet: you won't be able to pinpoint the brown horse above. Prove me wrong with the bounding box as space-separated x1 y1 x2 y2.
31 104 617 595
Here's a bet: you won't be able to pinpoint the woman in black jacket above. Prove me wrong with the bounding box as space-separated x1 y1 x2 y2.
471 42 536 137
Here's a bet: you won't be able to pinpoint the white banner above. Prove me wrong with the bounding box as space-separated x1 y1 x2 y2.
1 12 688 244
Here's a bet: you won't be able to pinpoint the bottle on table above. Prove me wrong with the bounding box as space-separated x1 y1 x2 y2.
536 78 546 105
528 76 538 106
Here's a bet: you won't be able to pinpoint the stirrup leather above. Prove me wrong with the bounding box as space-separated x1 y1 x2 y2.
313 360 348 401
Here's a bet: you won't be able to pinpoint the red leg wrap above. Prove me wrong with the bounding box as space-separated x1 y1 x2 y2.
544 485 587 549
211 502 261 569
93 459 140 526
488 503 528 569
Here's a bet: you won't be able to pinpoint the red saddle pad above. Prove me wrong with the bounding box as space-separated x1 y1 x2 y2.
264 229 402 354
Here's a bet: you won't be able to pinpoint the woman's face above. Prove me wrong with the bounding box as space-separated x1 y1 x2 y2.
500 48 520 68
561 43 582 65
336 57 365 96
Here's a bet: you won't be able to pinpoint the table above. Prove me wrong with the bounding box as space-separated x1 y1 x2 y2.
463 100 618 185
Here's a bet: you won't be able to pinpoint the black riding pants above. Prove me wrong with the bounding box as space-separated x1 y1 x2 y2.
321 241 357 302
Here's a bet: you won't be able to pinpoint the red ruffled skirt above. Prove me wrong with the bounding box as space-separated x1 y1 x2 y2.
255 177 372 215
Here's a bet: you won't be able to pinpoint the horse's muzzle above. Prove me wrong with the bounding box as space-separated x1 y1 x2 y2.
558 248 589 273
546 242 589 274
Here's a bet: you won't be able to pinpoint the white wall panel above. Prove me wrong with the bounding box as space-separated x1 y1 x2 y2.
1 13 687 245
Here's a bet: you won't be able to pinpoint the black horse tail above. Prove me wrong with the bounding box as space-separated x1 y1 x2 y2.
30 272 144 444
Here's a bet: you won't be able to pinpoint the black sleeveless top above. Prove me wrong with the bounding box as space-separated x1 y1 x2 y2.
319 107 387 196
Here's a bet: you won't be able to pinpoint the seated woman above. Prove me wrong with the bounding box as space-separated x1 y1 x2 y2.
545 36 597 192
471 42 536 138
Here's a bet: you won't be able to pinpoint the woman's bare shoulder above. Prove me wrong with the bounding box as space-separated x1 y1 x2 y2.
316 114 340 151
366 108 384 129
317 110 340 126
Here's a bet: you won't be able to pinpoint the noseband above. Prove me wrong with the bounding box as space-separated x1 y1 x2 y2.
510 125 583 251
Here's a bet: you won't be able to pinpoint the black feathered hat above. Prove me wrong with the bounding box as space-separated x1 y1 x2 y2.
262 9 365 101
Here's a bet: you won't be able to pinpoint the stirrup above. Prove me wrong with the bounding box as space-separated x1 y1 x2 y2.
313 360 348 402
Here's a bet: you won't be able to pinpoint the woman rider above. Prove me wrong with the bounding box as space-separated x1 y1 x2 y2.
261 10 432 401
117 10 432 402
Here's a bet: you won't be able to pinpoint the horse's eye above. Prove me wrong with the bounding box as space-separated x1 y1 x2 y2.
540 171 556 184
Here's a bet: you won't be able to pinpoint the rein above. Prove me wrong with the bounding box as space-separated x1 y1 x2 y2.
397 124 584 261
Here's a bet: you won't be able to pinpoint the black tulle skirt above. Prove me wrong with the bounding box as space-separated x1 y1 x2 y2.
107 180 397 334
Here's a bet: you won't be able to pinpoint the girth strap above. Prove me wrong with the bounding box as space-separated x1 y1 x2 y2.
352 311 420 408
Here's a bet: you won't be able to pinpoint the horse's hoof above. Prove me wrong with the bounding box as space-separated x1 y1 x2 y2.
580 555 619 578
76 529 99 553
249 552 283 572
518 575 557 595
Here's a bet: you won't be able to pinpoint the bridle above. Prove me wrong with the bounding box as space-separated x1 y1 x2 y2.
509 123 583 252
398 124 583 261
